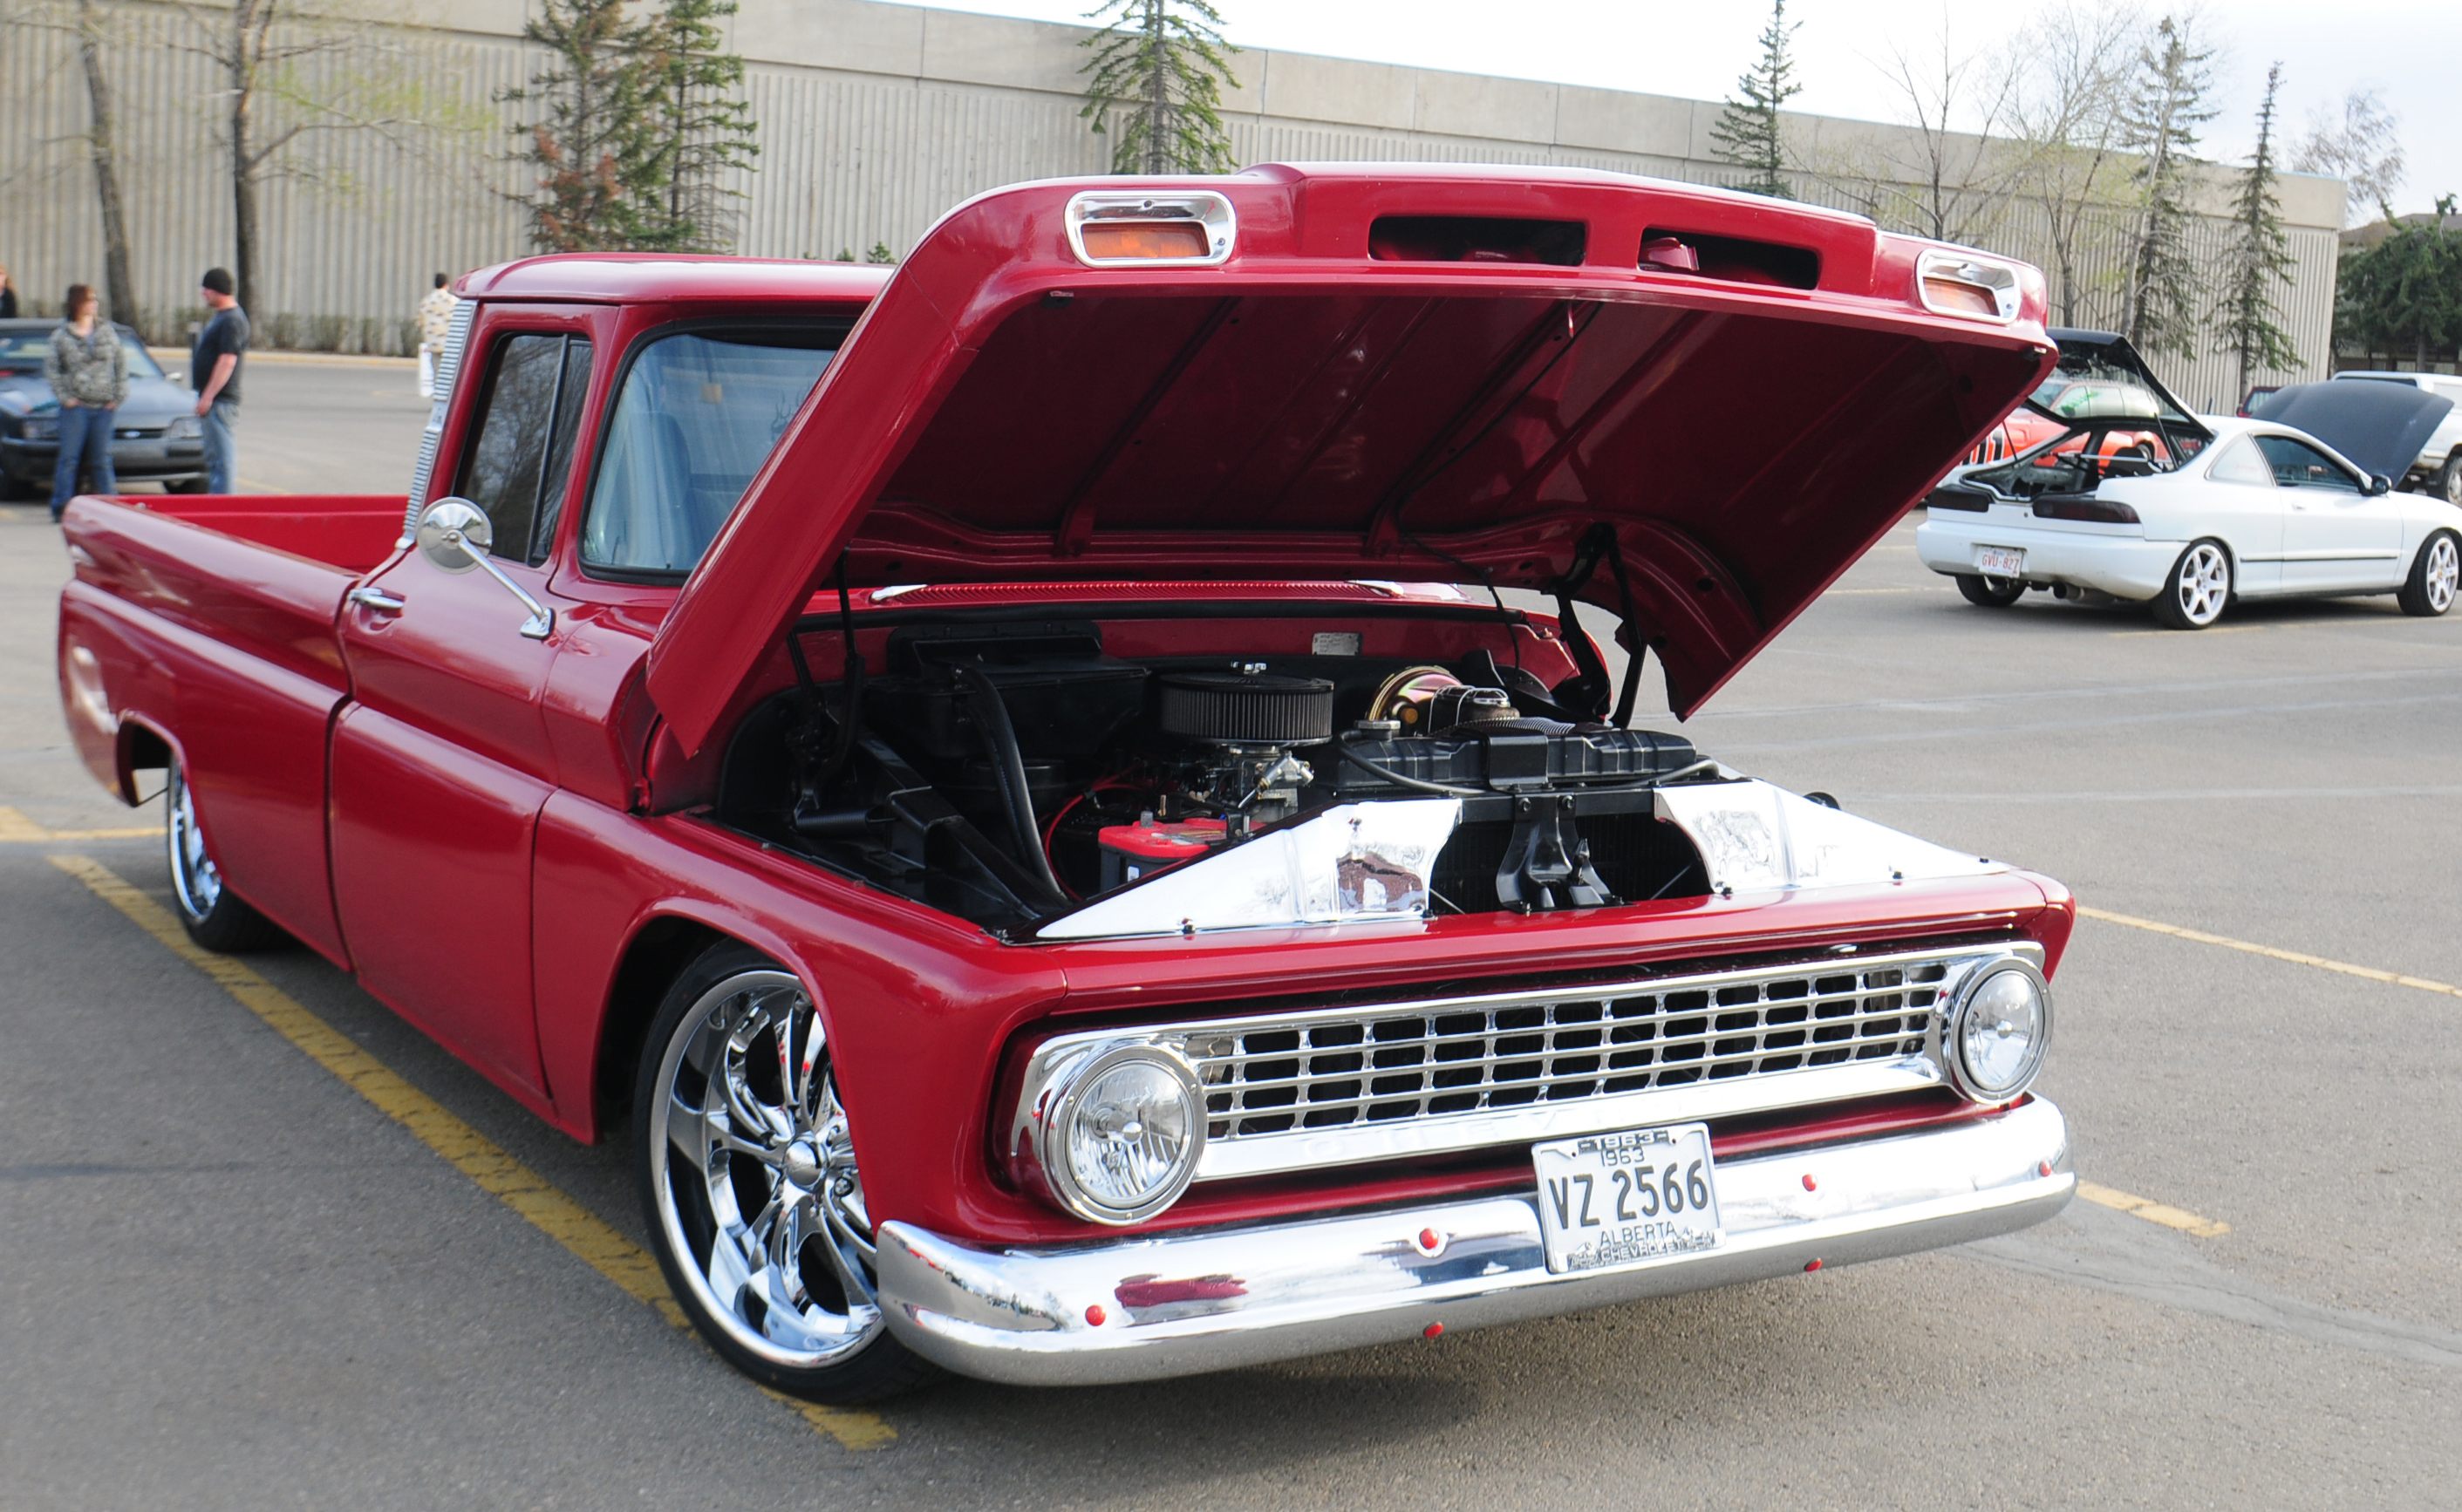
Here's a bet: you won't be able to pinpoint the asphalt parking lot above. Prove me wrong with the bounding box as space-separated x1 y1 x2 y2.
4 355 2459 1509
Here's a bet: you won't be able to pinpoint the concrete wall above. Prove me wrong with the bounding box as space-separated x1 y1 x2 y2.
2 0 2343 407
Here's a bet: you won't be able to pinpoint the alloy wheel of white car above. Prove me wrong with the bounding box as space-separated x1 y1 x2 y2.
2152 541 2232 630
2398 531 2459 617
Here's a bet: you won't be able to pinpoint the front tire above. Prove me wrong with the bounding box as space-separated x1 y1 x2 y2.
633 943 938 1403
2398 530 2459 617
1955 574 2026 608
2151 540 2233 630
166 756 285 951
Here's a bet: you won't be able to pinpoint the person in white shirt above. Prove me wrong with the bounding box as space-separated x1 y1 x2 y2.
416 273 457 398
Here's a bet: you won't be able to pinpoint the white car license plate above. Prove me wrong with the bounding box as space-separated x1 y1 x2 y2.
1532 1122 1723 1276
1974 546 2026 577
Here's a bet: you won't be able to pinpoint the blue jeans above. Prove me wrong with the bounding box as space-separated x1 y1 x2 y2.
51 405 118 518
200 398 237 494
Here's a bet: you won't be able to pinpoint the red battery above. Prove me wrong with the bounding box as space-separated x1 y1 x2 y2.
1097 815 1228 889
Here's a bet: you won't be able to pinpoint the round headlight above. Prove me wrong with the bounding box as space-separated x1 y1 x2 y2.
1040 1044 1204 1225
1947 961 2050 1100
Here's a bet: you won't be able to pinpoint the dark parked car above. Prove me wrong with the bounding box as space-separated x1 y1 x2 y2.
0 320 208 498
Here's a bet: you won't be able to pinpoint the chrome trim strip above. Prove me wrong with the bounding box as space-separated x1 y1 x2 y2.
883 1096 2072 1386
404 296 476 547
1010 943 2038 1187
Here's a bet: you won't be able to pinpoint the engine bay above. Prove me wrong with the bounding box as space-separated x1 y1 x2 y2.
716 616 1720 936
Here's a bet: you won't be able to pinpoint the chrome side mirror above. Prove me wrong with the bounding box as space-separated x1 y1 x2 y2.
414 497 555 641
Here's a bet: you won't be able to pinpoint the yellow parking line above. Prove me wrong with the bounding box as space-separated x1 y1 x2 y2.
2078 904 2462 1000
45 853 896 1453
0 807 156 841
2076 1181 2231 1238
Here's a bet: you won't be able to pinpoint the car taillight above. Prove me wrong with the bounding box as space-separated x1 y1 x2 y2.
2031 498 2140 524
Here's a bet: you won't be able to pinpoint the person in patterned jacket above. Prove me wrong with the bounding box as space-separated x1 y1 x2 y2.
44 283 128 521
416 273 457 398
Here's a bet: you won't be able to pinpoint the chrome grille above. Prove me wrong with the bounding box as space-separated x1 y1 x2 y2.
1190 957 1954 1141
1013 943 2036 1185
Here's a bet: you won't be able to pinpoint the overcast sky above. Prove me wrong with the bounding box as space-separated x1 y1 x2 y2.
909 0 2459 221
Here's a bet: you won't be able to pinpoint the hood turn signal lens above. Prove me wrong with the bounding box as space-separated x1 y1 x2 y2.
1079 221 1212 262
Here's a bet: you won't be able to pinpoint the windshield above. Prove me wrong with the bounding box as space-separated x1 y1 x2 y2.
0 326 164 379
582 326 841 575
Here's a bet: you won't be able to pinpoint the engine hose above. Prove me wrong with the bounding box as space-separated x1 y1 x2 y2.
952 664 1067 902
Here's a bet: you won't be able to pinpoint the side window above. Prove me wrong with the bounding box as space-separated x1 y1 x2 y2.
2253 434 2361 494
2206 437 2275 487
453 332 594 565
582 328 839 576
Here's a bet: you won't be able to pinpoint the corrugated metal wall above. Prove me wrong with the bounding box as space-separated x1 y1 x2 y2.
0 0 2334 408
3 3 531 349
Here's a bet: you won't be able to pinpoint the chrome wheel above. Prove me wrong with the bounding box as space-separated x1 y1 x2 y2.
167 761 222 922
2426 535 2459 614
2170 541 2230 627
647 969 883 1370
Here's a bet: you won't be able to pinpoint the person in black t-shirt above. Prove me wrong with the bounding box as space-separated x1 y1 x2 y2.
192 267 249 494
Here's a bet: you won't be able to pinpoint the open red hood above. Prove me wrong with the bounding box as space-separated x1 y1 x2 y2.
646 165 2052 754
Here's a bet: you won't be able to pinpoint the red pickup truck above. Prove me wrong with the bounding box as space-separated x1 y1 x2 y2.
58 165 2075 1401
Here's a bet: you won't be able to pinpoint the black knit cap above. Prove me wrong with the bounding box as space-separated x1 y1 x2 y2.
201 267 234 296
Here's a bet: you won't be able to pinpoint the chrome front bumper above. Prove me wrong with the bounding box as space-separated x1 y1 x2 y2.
876 1096 2072 1386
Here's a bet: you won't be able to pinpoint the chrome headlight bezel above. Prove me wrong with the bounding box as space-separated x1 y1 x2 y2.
1022 1040 1207 1226
1937 957 2052 1102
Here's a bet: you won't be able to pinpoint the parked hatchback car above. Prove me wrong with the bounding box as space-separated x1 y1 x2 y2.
2327 371 2462 502
0 320 208 498
1919 332 2461 628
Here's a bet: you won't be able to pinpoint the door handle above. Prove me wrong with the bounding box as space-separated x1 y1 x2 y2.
348 586 406 614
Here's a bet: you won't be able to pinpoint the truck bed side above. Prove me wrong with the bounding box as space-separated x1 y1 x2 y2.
58 492 406 965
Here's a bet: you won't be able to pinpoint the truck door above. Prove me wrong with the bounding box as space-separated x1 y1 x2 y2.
331 321 594 1093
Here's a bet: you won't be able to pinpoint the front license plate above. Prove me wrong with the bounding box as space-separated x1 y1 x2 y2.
1974 545 2025 577
1532 1123 1722 1276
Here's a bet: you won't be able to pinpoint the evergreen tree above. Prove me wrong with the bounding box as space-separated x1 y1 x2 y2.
634 0 760 253
2212 63 2299 400
1709 0 1800 199
1080 0 1240 175
502 0 656 252
2337 196 2462 370
2117 17 2216 357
